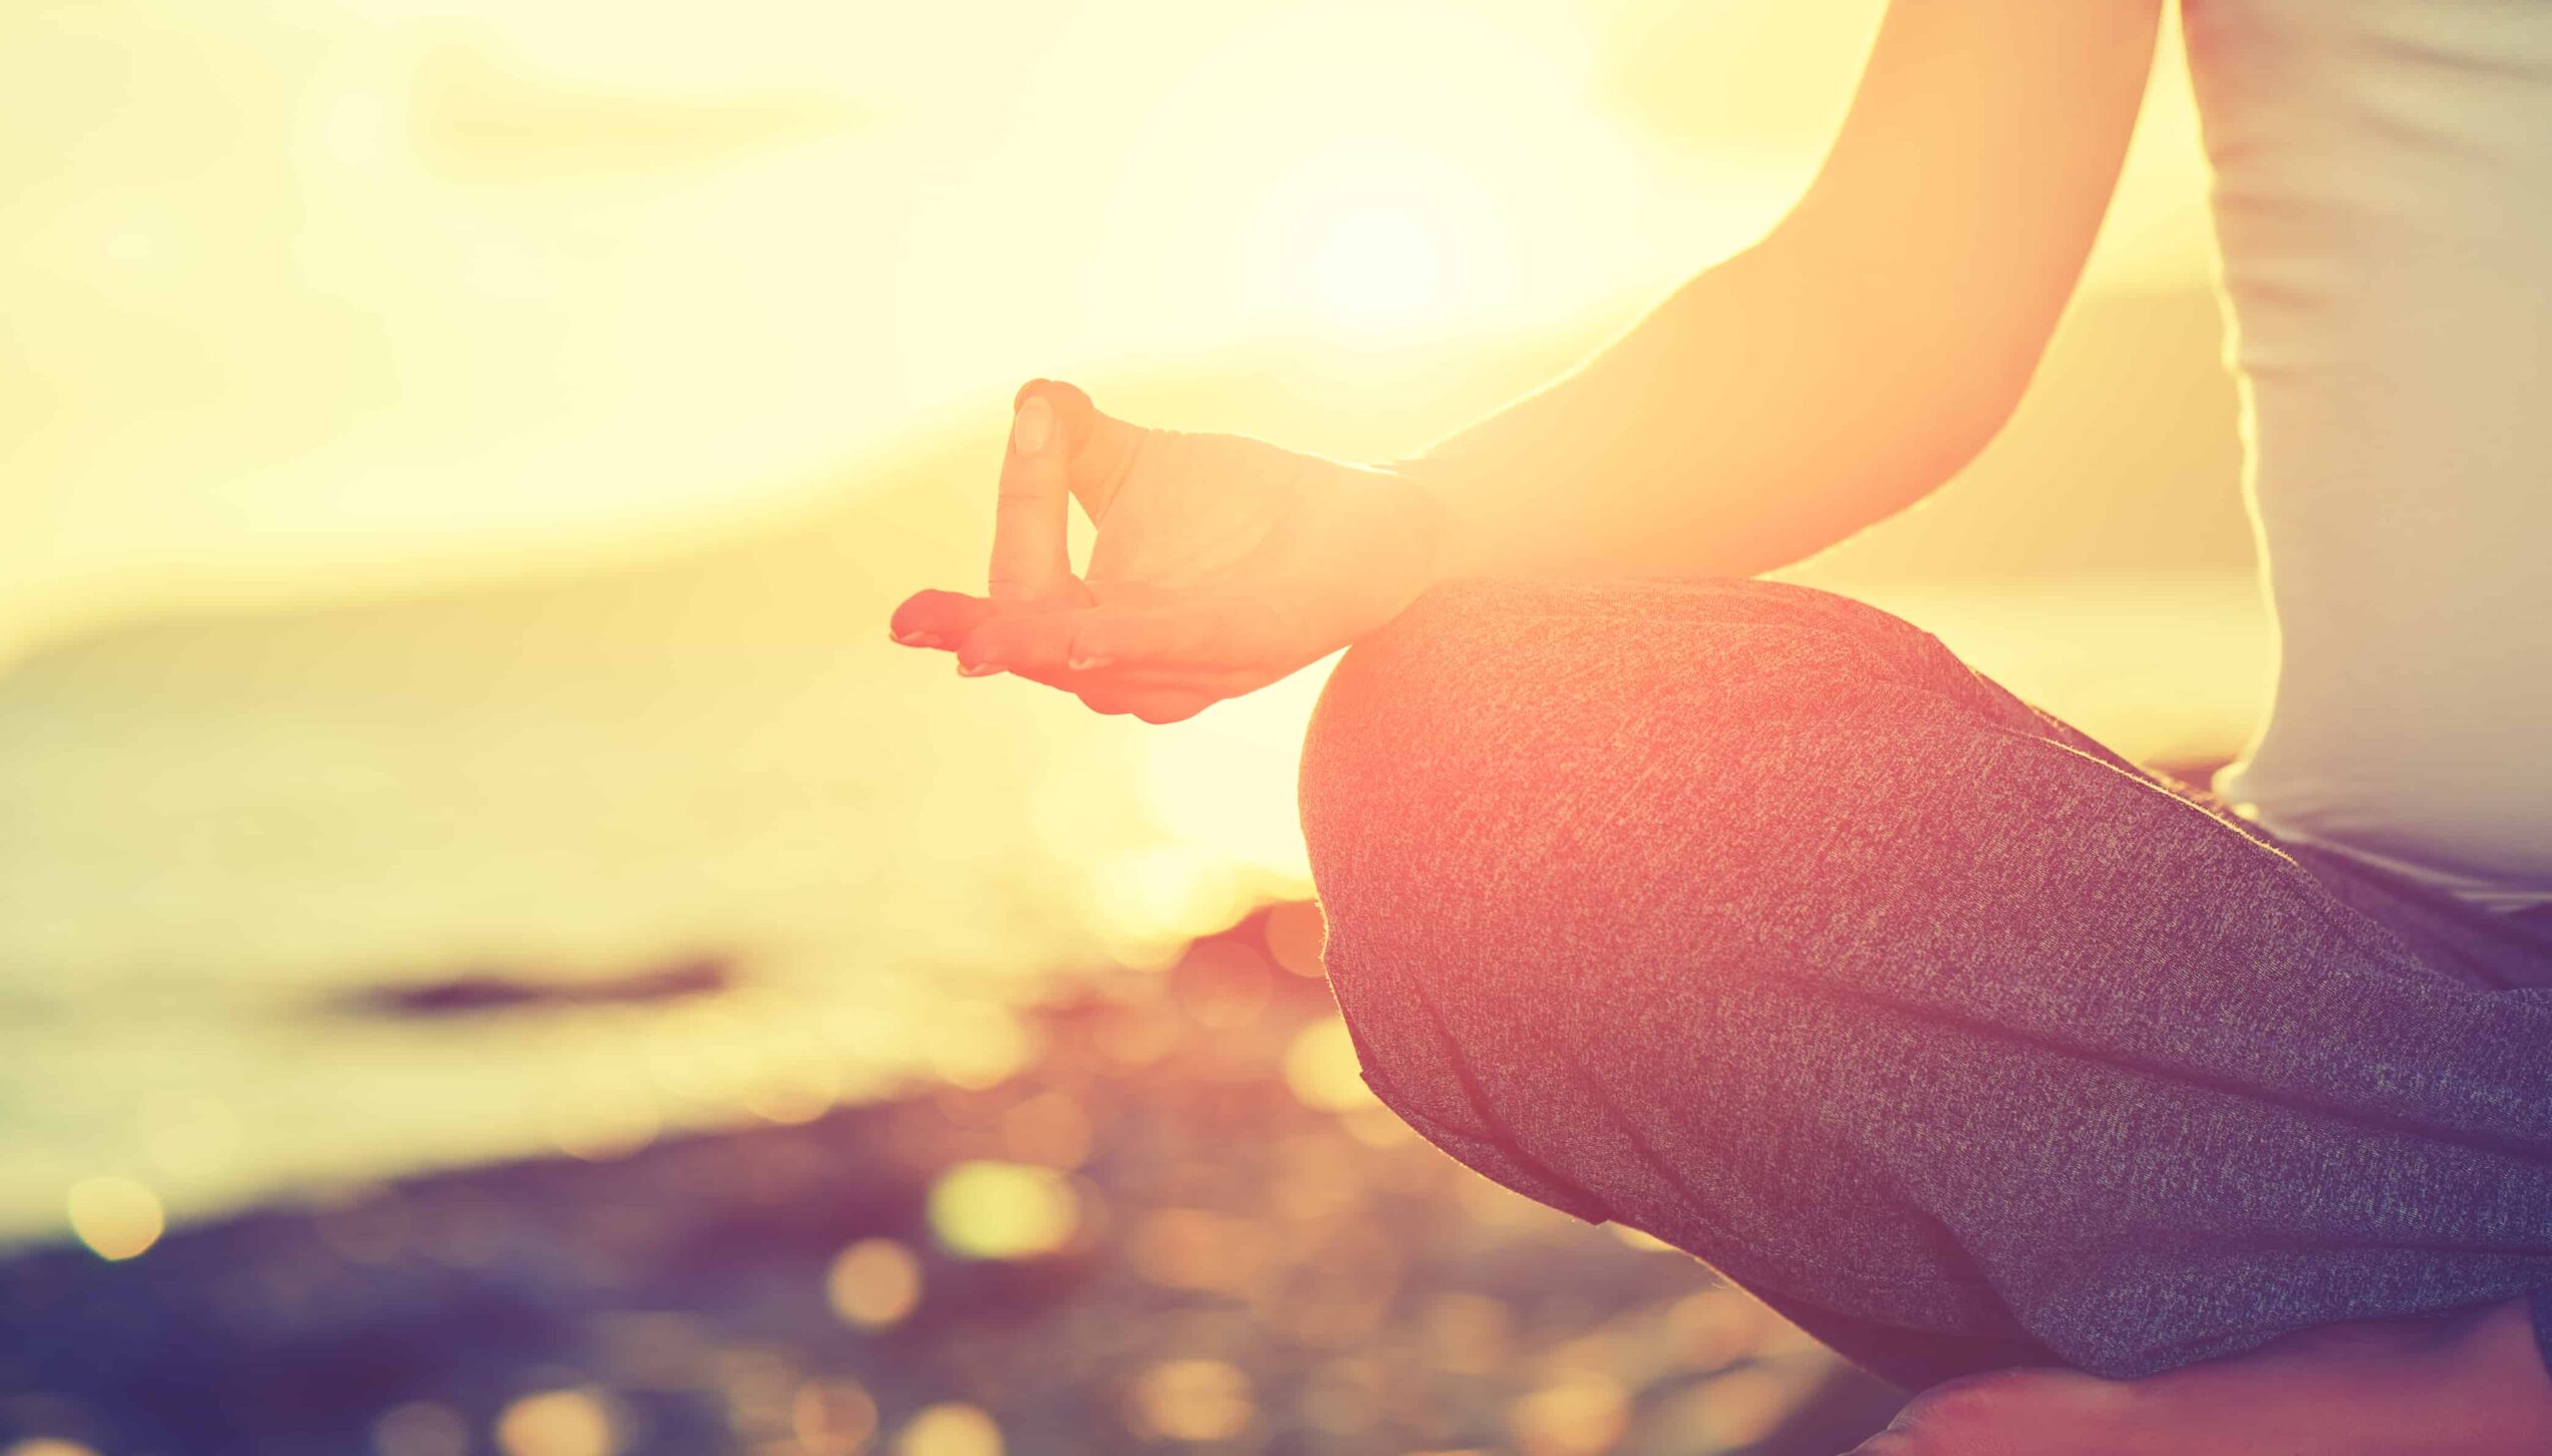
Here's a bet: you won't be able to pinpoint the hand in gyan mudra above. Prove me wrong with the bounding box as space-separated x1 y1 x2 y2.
890 380 1451 723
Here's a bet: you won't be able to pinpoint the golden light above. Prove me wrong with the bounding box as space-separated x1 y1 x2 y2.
825 1238 925 1329
1088 846 1264 968
1126 1359 1256 1443
0 0 1686 660
65 1176 163 1262
1608 1223 1679 1254
0 21 2256 1452
1683 1361 1814 1450
541 1085 663 1164
1236 145 1512 338
740 1061 840 1126
1506 1372 1631 1456
0 0 2214 676
1092 2 1668 362
1340 1101 1420 1149
1282 1020 1377 1113
923 1002 1035 1091
1666 1288 1777 1373
894 1402 1003 1456
925 1161 1078 1261
1311 208 1441 329
493 1389 619 1456
136 1089 242 1179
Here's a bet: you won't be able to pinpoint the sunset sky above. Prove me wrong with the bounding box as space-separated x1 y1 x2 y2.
3 0 2215 657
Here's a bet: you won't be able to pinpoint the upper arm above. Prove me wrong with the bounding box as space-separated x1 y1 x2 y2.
1777 0 2165 426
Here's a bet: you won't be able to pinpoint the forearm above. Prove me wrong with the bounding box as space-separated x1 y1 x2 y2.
1392 223 2027 582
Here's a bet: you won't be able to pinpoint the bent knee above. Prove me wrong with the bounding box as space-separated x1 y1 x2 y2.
1293 573 2016 1086
1301 576 1790 827
1296 575 1932 909
1296 579 1597 945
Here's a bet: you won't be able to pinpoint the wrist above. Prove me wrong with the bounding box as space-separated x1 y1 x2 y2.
1368 454 1476 584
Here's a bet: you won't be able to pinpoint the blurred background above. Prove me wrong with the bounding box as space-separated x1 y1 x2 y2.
1 2 2263 1452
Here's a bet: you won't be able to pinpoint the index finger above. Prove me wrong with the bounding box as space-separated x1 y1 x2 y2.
989 392 1077 603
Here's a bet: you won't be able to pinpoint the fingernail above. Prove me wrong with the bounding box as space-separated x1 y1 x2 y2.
1011 395 1053 456
1067 654 1112 672
957 660 1002 678
890 628 931 647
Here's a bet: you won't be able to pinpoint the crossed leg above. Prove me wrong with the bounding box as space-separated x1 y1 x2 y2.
1297 577 2552 1393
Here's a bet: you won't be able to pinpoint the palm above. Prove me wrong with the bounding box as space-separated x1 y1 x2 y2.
890 379 1446 723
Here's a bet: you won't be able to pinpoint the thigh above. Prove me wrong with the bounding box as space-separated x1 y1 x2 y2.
1300 576 2552 1383
2288 839 2552 993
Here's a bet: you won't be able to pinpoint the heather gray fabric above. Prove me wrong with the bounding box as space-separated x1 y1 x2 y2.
1296 576 2552 1389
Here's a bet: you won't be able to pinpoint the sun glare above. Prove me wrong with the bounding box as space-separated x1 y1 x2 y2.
1309 208 1445 331
1230 142 1524 343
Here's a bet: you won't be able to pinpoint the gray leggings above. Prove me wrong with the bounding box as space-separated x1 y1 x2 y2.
1296 577 2552 1389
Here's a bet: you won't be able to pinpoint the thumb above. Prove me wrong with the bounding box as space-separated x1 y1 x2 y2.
1013 378 1143 522
987 392 1079 602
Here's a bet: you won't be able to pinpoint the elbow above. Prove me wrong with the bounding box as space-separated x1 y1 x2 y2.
1936 366 2029 471
1850 336 2035 504
1907 314 2045 479
1924 267 2073 461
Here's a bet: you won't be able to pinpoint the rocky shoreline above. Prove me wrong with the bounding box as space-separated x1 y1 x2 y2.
0 906 1903 1455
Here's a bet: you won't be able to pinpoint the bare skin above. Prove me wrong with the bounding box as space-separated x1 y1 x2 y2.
1851 1297 2552 1456
889 1 2552 1447
895 0 2173 721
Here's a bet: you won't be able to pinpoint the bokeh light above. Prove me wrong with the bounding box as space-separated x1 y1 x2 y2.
1126 1358 1256 1443
825 1238 924 1330
923 1003 1034 1091
893 1402 1002 1456
1089 847 1263 968
64 1176 163 1261
493 1388 619 1456
924 1162 1078 1261
1282 1019 1377 1113
1506 1372 1631 1456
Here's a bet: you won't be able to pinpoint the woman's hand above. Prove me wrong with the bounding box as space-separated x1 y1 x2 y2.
889 379 1453 724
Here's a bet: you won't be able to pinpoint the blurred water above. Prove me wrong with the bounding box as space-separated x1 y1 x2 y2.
0 443 1328 1245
